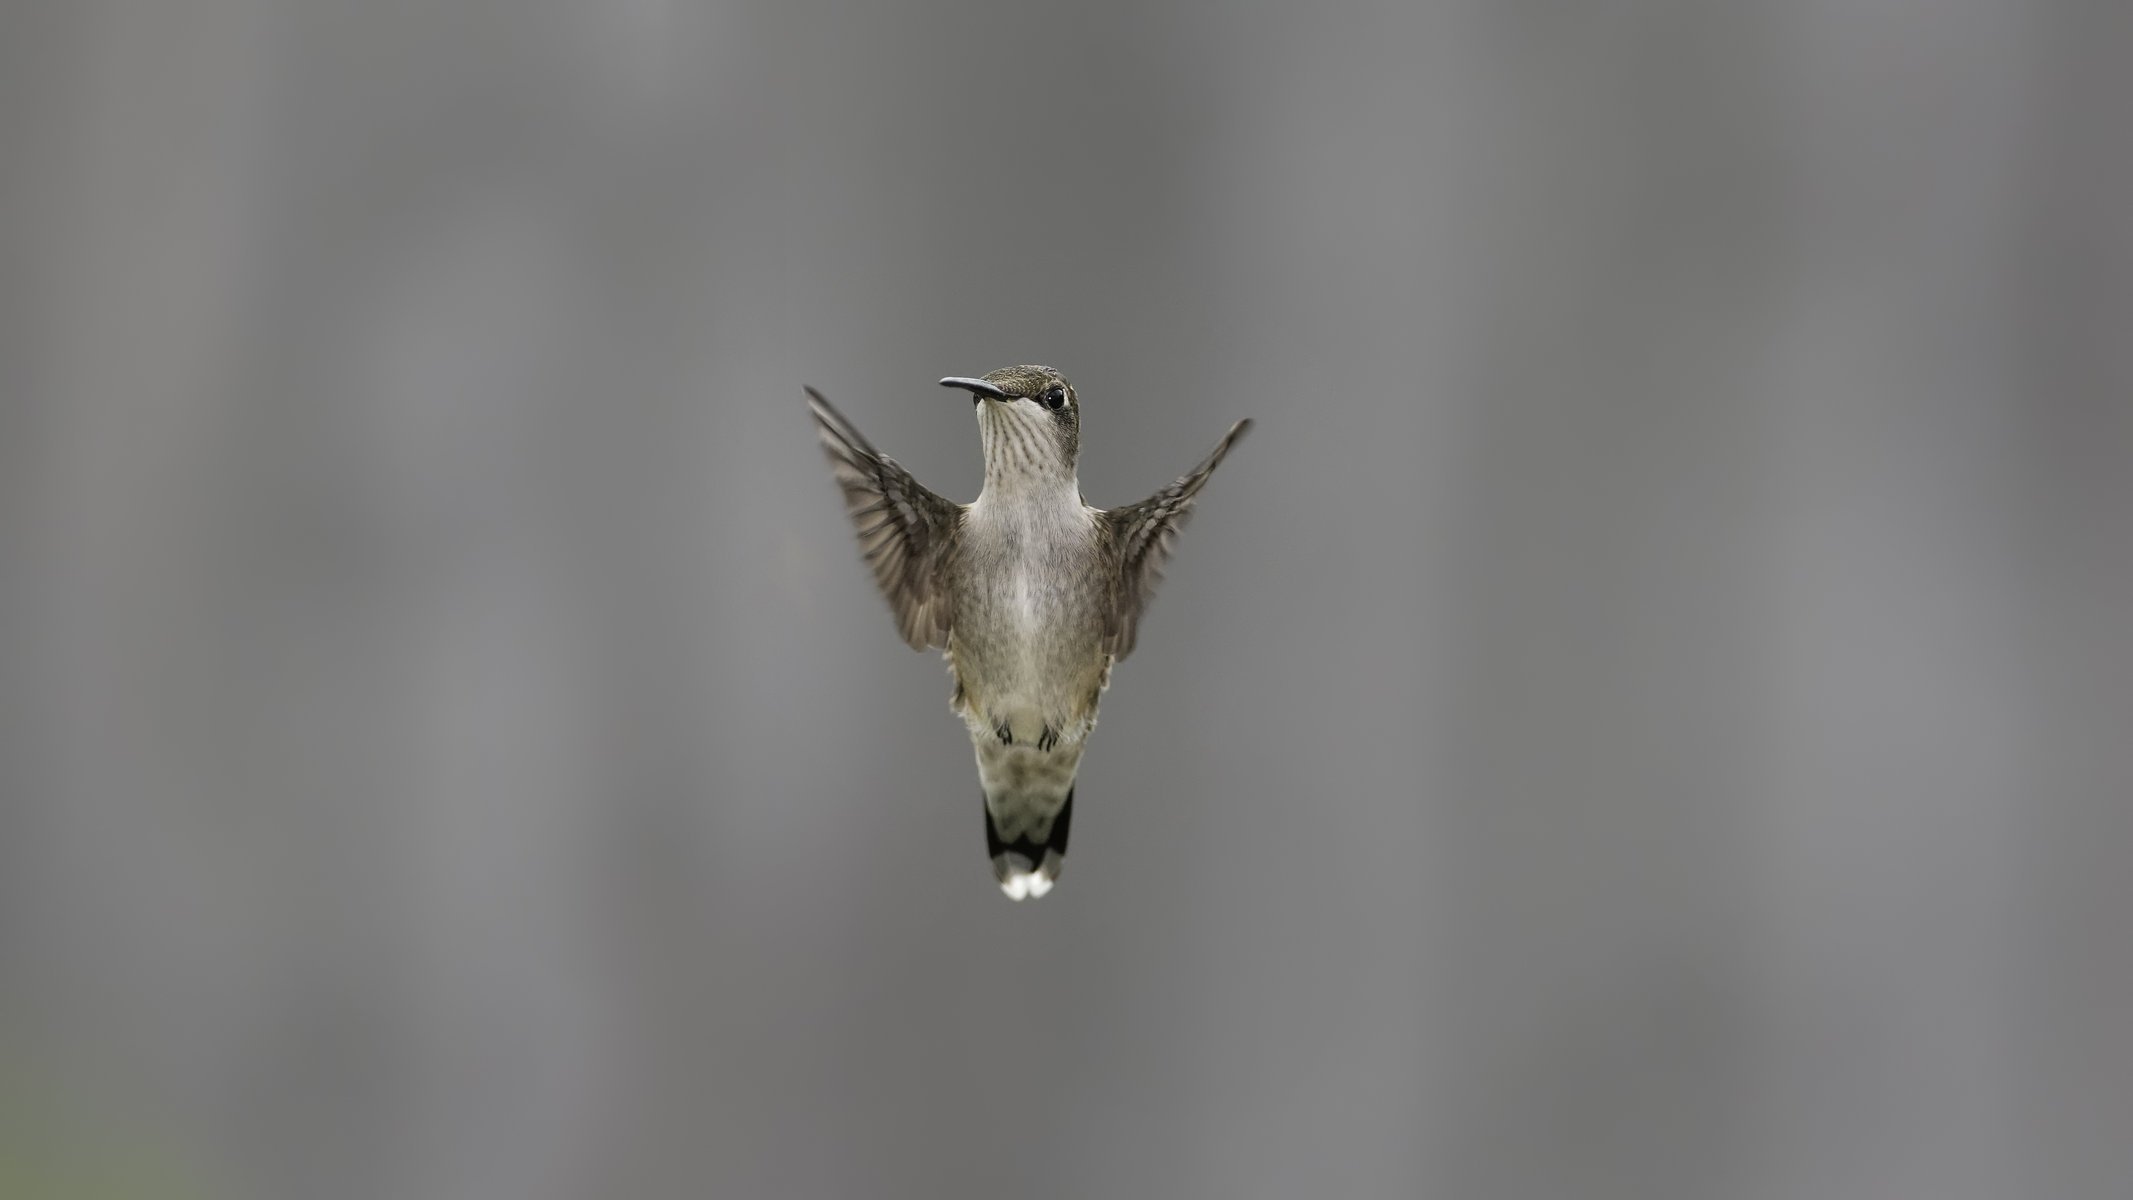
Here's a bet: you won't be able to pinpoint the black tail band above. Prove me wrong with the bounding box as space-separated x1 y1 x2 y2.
984 788 1073 874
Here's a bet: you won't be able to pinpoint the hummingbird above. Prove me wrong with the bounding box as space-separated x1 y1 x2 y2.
806 366 1251 899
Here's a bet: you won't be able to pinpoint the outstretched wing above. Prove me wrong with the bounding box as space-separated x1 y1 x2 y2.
1101 418 1253 661
807 387 963 650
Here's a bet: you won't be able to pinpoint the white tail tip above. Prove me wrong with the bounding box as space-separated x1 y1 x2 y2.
993 851 1063 901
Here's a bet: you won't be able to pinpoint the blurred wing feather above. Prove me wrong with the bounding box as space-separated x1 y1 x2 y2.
807 387 962 650
1102 418 1253 661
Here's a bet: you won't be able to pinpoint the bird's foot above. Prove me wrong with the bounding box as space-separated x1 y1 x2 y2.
988 717 1064 751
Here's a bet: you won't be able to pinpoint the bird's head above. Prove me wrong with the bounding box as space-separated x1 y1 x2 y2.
940 365 1080 484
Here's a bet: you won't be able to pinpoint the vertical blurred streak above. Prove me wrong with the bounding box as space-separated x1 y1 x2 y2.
1745 3 2050 1197
14 3 272 1195
0 0 75 997
2008 8 2133 1197
14 3 653 1198
1413 7 1793 1197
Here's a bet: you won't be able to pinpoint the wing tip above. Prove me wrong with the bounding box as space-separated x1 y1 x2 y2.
805 387 874 460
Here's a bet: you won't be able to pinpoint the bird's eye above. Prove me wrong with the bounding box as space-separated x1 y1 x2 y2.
1041 385 1068 410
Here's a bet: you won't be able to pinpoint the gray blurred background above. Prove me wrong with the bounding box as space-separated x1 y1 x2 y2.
4 2 2128 1197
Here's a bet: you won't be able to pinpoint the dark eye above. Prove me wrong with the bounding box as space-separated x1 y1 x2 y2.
1041 385 1068 410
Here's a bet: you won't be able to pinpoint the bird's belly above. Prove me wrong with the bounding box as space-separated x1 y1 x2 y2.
949 583 1106 745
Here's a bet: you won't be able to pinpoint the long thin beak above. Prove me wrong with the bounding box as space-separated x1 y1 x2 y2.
939 376 1013 402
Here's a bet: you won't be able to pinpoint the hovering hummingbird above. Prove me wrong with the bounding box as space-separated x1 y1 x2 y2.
806 366 1251 899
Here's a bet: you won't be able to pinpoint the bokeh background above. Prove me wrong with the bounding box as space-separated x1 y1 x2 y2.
5 2 2129 1197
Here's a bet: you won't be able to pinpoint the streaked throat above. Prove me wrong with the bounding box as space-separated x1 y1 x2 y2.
977 405 1077 501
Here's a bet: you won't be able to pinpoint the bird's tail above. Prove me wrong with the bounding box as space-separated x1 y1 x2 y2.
983 785 1074 901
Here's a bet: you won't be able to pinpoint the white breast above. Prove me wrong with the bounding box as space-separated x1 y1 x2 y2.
1012 568 1038 627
